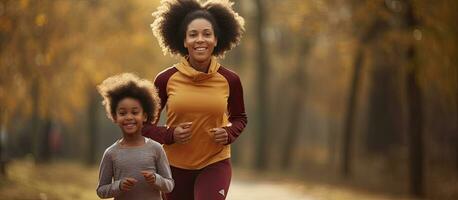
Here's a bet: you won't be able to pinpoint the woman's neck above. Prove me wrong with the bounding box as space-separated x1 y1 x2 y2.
188 57 211 73
120 133 144 147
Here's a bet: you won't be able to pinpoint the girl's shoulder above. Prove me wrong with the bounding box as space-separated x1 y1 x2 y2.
101 140 121 157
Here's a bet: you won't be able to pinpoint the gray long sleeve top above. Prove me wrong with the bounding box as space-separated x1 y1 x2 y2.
96 137 174 200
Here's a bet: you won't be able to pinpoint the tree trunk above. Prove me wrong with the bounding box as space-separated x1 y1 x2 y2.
87 87 99 165
454 27 458 173
366 50 402 153
341 17 388 177
454 21 458 171
34 0 52 163
406 57 423 197
39 119 52 162
404 0 424 197
341 48 364 177
254 0 269 170
0 113 6 176
281 39 312 169
31 77 42 161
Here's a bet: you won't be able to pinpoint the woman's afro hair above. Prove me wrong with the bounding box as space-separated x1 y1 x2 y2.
151 0 245 57
97 73 161 124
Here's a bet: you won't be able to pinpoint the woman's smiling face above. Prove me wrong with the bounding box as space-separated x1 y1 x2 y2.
184 18 217 64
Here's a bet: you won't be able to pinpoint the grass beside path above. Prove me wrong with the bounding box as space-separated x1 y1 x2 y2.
0 159 99 200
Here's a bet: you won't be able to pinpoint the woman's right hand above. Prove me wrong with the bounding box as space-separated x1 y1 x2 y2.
173 122 193 144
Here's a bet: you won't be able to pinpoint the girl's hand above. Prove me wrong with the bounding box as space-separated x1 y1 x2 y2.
210 128 228 145
141 171 156 186
120 177 137 191
173 122 193 144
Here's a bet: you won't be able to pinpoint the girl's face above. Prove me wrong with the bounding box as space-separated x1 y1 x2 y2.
114 97 146 135
184 18 217 64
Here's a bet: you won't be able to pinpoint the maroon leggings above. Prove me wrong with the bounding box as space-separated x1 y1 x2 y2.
164 159 232 200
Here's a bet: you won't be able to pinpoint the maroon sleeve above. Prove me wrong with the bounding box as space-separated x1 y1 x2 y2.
218 67 248 144
142 67 178 144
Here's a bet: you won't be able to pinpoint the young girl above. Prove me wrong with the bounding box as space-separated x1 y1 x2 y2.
96 73 174 200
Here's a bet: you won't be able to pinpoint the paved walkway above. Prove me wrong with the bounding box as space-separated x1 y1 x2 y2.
0 160 413 200
228 178 315 200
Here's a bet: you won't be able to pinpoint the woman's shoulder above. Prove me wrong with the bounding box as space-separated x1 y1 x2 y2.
217 66 241 83
155 66 179 82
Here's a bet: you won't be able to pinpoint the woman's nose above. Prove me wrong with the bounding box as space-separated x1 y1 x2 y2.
196 34 204 42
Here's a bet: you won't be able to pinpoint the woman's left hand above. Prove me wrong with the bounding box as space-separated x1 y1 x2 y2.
210 128 228 145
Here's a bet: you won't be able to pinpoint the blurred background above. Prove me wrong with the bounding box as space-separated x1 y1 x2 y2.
0 0 457 199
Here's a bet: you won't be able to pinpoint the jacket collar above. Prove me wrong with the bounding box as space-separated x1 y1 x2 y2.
175 57 220 82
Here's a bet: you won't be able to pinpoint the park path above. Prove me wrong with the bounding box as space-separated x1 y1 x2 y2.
0 160 413 200
228 178 316 200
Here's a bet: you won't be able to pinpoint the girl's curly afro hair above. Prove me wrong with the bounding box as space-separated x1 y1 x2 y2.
97 73 161 124
151 0 245 57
